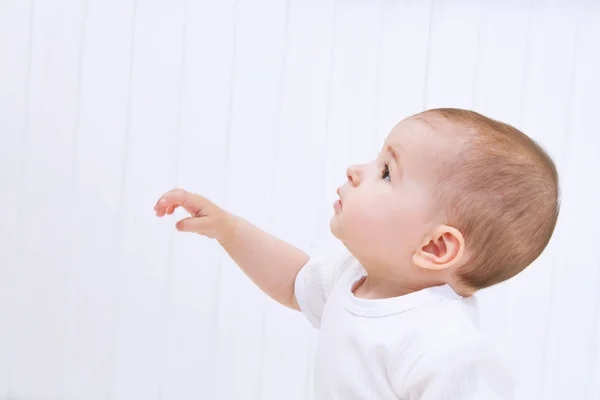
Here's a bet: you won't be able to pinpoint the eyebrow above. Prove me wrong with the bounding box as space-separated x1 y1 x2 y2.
386 145 403 177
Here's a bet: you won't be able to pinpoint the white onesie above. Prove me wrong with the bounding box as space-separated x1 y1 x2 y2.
293 250 516 400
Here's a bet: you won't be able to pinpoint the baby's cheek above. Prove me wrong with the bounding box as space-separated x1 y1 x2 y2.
355 206 395 239
343 192 394 231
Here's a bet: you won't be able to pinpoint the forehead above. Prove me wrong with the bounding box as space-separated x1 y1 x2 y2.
383 118 436 153
382 117 459 173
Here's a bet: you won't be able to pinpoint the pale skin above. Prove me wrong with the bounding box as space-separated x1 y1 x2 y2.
154 188 308 310
154 117 471 310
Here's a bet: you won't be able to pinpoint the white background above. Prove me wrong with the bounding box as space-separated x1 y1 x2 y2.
1 0 599 399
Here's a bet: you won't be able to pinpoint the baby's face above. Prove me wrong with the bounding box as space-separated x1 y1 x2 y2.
330 118 444 270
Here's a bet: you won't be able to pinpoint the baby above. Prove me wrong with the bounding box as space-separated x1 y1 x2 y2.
154 108 559 399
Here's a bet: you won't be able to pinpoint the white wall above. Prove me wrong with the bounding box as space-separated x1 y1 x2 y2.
0 0 598 399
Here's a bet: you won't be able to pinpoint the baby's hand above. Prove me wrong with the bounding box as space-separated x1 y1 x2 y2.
154 188 237 244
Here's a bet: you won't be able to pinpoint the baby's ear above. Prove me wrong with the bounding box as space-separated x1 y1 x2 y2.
413 225 465 270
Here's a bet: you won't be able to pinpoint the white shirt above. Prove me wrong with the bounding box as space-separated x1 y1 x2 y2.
294 250 516 400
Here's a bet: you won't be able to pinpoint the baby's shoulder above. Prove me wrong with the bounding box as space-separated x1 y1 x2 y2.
408 297 489 358
411 295 481 338
388 298 513 387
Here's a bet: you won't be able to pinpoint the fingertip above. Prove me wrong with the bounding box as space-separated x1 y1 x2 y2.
176 217 195 232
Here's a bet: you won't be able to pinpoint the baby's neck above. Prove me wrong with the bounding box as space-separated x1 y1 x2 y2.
353 273 443 299
351 255 448 300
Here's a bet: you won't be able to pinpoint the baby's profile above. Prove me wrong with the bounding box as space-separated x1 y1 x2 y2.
155 108 559 399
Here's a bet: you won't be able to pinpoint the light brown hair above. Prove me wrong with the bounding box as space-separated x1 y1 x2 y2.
415 108 560 291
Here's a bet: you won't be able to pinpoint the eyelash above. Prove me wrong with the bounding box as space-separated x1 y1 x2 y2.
381 163 390 181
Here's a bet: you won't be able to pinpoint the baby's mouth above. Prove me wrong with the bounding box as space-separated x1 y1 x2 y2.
334 189 343 212
333 199 342 212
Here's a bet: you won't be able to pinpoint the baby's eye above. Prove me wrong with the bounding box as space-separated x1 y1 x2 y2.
381 164 390 181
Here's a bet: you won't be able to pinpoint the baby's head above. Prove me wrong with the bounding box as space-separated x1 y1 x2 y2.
331 108 559 295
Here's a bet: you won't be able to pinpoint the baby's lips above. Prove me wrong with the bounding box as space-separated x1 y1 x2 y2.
336 187 344 204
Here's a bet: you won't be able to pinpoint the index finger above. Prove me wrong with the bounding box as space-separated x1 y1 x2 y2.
155 189 202 216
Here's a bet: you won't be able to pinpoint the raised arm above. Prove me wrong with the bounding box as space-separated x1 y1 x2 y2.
154 188 308 309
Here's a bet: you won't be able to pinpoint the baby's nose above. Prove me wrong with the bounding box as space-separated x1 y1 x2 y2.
346 165 361 185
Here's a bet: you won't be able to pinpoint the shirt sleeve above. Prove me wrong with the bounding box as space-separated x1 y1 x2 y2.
399 336 517 400
293 248 353 329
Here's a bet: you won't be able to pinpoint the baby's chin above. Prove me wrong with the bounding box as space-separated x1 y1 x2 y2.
330 208 363 236
329 215 359 248
329 214 339 235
